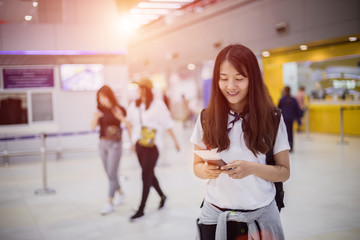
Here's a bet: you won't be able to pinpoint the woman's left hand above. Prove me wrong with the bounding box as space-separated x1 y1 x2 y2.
221 160 254 179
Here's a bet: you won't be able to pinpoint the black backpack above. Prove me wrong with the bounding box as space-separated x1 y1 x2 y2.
265 109 285 212
200 109 285 212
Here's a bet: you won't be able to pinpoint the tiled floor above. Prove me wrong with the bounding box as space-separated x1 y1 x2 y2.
0 122 360 240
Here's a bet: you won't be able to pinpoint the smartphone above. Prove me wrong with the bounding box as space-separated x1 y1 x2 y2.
204 159 227 166
193 150 231 169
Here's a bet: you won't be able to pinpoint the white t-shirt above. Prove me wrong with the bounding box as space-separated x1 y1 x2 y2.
190 112 290 210
128 99 174 149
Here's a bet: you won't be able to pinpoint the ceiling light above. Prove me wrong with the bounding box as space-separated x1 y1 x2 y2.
300 45 308 50
187 63 196 70
24 15 32 21
138 2 182 9
33 1 38 7
349 36 357 42
262 51 270 57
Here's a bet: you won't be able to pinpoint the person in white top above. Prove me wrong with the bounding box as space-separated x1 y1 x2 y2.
127 78 180 221
190 44 290 240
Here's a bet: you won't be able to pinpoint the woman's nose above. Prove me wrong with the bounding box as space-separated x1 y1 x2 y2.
227 78 236 89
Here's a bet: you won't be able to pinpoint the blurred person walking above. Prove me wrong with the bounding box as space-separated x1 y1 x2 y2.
191 44 290 240
181 94 191 128
278 86 303 152
127 78 180 221
295 86 306 132
91 85 132 215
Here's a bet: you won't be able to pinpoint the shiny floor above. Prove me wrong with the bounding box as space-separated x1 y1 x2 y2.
0 122 360 240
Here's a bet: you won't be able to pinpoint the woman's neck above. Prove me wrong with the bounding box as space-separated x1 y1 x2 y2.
229 103 245 114
102 103 113 110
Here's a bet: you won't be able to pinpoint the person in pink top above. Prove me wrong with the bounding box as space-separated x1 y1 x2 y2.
295 86 306 131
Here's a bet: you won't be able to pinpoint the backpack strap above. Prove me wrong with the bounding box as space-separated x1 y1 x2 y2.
266 108 285 212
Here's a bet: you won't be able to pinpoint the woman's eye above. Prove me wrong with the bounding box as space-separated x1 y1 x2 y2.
220 78 228 81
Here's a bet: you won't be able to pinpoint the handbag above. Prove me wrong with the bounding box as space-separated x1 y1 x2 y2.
138 126 157 147
104 125 122 141
137 107 157 148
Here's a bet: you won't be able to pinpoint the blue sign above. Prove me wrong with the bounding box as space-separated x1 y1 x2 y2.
3 68 54 89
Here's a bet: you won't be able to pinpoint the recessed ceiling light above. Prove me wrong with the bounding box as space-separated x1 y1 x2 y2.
349 36 357 42
187 63 196 70
262 51 270 57
33 1 38 7
300 45 308 50
24 15 32 21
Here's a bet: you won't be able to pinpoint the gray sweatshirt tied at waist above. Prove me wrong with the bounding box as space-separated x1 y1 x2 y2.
196 200 284 240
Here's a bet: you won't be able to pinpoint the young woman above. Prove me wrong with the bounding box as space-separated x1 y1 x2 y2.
127 78 180 221
190 44 290 240
91 85 132 215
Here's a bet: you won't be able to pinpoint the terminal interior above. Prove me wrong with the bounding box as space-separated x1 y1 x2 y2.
0 0 359 239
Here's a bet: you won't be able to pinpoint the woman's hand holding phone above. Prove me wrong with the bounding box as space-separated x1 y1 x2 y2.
203 162 222 179
221 160 253 179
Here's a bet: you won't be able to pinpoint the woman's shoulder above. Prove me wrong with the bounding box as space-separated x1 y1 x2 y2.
151 98 168 109
272 107 281 115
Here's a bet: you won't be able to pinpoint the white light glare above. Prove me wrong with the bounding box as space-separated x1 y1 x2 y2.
187 63 196 70
150 0 193 2
130 14 160 20
118 15 141 32
262 51 270 57
300 45 308 50
138 2 182 9
349 36 357 42
130 8 169 15
33 1 38 7
24 15 33 21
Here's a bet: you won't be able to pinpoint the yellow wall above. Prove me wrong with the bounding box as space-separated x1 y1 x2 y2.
263 41 360 135
308 104 360 135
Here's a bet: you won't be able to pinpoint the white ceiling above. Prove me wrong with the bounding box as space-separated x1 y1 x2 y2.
0 0 205 26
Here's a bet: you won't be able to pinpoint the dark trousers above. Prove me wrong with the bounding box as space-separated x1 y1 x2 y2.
284 119 294 150
135 142 164 211
199 221 252 240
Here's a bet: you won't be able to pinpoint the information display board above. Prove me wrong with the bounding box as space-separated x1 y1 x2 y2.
3 68 54 89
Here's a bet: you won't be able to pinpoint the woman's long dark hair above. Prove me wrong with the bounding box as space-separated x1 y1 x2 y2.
135 86 154 110
202 44 277 156
96 85 119 112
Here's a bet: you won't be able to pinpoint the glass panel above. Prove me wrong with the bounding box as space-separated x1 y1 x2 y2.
31 92 53 122
297 55 360 101
0 92 28 125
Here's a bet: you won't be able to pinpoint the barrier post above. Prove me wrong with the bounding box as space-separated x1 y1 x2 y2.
3 150 9 167
35 133 56 195
304 106 311 139
338 107 347 145
3 136 10 166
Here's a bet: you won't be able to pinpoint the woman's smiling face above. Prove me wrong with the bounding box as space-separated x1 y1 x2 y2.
218 60 249 113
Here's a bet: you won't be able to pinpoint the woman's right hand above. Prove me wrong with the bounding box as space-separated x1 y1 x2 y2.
94 111 103 119
201 162 222 179
91 111 103 130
